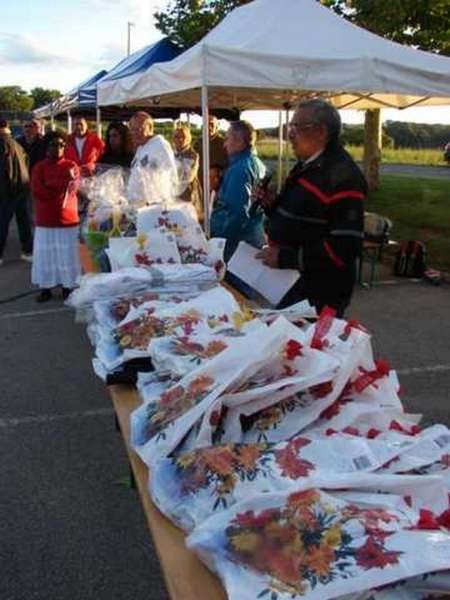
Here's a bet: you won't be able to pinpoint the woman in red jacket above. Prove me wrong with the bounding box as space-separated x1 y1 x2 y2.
31 131 81 302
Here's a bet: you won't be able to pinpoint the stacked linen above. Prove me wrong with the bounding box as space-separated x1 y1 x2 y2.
66 264 218 321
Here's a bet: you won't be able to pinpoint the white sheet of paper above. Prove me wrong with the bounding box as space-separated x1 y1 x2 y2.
228 242 300 306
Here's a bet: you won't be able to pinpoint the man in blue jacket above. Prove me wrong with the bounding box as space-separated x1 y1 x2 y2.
210 120 266 262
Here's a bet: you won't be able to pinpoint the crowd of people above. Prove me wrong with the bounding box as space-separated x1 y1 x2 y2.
0 99 367 314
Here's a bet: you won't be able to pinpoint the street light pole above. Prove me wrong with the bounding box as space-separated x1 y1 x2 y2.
127 21 135 56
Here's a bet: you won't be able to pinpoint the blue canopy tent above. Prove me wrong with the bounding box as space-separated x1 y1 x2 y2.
34 39 183 129
34 70 108 131
78 39 184 125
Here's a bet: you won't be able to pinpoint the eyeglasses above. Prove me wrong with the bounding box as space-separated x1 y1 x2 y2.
288 121 316 134
49 141 66 148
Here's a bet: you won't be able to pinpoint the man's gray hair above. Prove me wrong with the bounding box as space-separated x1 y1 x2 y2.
297 98 342 144
230 120 257 149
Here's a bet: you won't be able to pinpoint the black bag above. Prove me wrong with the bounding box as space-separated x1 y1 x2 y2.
394 240 427 277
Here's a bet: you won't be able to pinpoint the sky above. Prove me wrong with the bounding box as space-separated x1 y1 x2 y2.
1 0 449 127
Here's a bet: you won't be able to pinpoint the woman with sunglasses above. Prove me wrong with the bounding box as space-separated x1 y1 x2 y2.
31 131 81 302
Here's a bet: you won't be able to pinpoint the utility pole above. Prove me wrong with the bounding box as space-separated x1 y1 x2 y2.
127 21 135 56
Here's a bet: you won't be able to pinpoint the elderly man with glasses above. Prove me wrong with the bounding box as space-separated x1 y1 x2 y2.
257 99 367 317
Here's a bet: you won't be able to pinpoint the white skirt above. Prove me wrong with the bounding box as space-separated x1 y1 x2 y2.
32 226 81 289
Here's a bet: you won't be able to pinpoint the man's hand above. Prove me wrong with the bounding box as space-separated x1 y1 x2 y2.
256 245 279 268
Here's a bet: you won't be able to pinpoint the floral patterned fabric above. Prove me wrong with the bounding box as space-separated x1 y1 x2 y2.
187 488 450 600
150 435 449 533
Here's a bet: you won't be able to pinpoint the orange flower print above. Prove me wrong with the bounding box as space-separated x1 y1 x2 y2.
237 445 263 471
188 375 215 395
203 447 235 477
305 544 335 578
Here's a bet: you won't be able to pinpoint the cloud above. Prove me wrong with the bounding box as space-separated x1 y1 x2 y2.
0 32 80 67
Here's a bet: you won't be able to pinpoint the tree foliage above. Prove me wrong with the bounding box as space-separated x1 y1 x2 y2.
0 86 62 112
155 0 449 55
30 87 61 109
323 0 450 55
154 0 252 48
0 86 34 112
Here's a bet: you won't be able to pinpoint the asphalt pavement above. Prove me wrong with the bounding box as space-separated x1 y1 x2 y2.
1 226 450 600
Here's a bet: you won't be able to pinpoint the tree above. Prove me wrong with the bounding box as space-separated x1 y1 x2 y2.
0 86 33 112
323 0 450 55
154 0 252 49
30 87 61 109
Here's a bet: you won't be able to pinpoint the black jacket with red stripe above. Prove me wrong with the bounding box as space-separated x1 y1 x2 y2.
266 142 367 300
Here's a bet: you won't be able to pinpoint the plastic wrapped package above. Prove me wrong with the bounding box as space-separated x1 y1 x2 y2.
130 318 299 466
136 205 199 234
196 318 341 448
136 206 226 273
378 425 450 474
66 265 218 311
226 316 375 445
252 300 317 325
127 144 179 207
106 231 181 271
149 318 265 377
94 286 241 371
186 488 450 600
149 434 449 532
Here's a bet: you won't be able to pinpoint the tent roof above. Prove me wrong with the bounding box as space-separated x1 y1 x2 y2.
34 39 181 118
98 0 450 110
34 70 108 118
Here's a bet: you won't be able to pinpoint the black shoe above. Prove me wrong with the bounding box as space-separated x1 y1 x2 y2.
62 287 72 300
36 289 52 303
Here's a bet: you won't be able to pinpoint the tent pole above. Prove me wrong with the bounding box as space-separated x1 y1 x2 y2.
67 110 72 134
284 108 290 179
277 110 283 192
96 107 102 137
201 86 211 237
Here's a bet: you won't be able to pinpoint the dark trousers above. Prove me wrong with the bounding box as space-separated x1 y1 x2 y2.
0 195 33 258
277 277 352 318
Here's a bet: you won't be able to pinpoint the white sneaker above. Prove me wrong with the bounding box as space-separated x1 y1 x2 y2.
20 253 33 263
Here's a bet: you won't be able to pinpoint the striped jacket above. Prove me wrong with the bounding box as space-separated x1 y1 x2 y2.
266 143 367 299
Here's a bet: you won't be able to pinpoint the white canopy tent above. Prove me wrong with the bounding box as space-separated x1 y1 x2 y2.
97 0 450 231
97 0 450 111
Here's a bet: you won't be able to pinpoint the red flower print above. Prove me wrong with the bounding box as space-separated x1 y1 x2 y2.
285 339 303 360
437 509 450 529
160 385 184 406
356 537 401 570
135 252 154 266
367 428 381 439
234 509 279 529
275 445 314 479
416 509 440 530
342 426 359 436
310 381 333 399
319 397 348 420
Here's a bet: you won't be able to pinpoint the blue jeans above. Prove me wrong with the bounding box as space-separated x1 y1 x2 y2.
0 194 33 258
